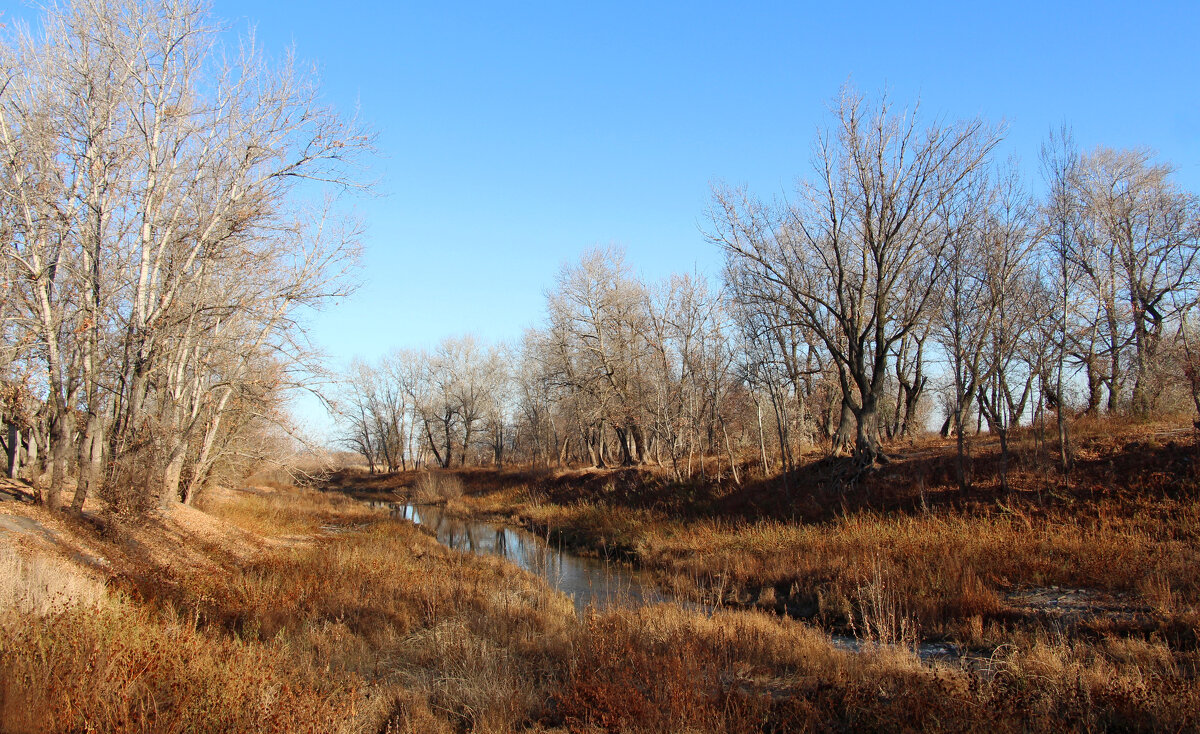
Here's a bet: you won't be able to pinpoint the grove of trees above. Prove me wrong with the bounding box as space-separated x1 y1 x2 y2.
0 0 370 511
341 90 1200 487
4 1 1196 511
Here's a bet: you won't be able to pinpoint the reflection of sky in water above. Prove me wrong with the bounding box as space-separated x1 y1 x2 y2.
373 503 958 659
388 503 675 613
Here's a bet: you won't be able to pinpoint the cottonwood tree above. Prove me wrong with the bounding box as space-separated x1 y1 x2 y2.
711 88 1002 465
1040 128 1084 477
544 246 652 466
890 323 932 439
1074 148 1200 415
644 272 739 479
479 343 513 465
935 174 988 488
512 329 563 467
0 0 370 511
974 167 1042 491
937 164 1040 490
728 286 826 473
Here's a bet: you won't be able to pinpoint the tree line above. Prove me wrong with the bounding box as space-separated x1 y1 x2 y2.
0 0 370 511
342 90 1200 485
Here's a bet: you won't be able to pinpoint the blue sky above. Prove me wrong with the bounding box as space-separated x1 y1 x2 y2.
182 1 1200 436
197 1 1198 357
6 0 1199 437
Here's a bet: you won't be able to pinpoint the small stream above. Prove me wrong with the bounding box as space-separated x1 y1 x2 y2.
372 501 679 612
372 500 960 659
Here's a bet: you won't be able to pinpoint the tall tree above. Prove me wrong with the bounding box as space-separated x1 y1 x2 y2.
711 88 1002 464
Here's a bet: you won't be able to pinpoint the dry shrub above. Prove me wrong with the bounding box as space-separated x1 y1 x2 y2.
414 471 464 503
848 557 920 648
99 444 159 517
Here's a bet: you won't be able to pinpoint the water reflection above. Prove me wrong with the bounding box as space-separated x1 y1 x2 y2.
367 501 962 659
375 501 676 613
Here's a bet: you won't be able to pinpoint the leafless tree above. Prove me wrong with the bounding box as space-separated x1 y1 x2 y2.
711 88 1002 465
1073 148 1200 415
1040 128 1084 477
544 246 652 466
0 0 370 511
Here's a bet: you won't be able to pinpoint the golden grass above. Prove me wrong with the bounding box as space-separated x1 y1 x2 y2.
4 461 1200 732
0 601 360 733
0 544 105 615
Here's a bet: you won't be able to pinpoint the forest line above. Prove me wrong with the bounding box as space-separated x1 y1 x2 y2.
340 93 1200 487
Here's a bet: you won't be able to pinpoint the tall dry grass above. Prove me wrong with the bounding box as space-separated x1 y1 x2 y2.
0 545 105 615
5 472 1200 732
0 601 358 733
413 471 465 503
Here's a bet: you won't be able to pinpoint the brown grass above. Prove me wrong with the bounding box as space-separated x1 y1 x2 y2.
439 421 1200 646
413 471 465 503
5 425 1200 732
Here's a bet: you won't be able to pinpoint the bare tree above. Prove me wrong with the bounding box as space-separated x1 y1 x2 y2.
0 0 370 511
1040 128 1084 478
711 88 1002 465
975 165 1041 492
1074 148 1200 415
545 246 651 466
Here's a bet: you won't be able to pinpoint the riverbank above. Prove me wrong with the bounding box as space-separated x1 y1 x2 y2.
335 421 1200 643
323 418 1200 728
4 444 1199 731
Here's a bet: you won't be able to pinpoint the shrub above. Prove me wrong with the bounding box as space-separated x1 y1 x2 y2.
413 471 464 503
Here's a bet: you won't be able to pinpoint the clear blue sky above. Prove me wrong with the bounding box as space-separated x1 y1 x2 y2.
200 0 1198 357
7 0 1199 437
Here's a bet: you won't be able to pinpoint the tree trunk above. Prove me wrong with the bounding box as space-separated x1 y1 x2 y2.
832 398 855 456
5 424 19 479
997 428 1010 495
852 398 882 464
630 424 647 465
159 440 188 509
722 420 740 486
46 405 74 510
24 423 39 475
71 414 103 511
424 420 444 469
615 426 634 466
756 401 769 476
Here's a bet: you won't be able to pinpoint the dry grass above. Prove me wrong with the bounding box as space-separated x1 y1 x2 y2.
1 485 576 733
203 484 376 538
446 421 1200 648
0 544 105 615
0 601 359 733
413 471 465 504
5 436 1200 732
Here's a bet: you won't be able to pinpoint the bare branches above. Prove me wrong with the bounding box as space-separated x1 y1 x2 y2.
0 0 370 510
712 87 1002 465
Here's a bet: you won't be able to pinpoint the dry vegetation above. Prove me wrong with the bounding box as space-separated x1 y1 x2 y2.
2 418 1198 732
323 417 1200 730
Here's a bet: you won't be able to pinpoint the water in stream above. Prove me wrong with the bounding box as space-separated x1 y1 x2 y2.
375 502 677 612
373 500 959 659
